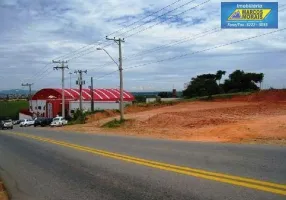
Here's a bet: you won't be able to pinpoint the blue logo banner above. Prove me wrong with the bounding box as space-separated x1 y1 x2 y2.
221 2 278 29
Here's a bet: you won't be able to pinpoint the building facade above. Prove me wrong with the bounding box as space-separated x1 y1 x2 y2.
28 88 134 118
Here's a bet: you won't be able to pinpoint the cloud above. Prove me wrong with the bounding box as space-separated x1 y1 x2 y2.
0 0 285 91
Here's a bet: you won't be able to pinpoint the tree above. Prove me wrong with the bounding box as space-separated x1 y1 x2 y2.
183 73 220 98
222 70 264 93
215 70 226 85
158 92 172 98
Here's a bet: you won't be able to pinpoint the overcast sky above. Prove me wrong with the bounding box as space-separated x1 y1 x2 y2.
0 0 285 92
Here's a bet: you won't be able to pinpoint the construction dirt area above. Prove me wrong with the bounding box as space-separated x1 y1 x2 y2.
62 90 286 145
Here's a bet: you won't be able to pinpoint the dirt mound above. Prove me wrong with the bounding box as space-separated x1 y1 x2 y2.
125 102 178 113
143 112 234 129
223 90 286 102
62 101 286 144
248 90 286 102
136 103 286 129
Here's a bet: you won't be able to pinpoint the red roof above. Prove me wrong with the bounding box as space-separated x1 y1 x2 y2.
32 88 134 101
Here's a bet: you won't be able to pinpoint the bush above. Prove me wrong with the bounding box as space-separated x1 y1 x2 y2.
71 109 89 124
101 119 126 128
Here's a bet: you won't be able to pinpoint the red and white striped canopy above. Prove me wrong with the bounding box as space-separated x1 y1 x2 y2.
32 88 134 101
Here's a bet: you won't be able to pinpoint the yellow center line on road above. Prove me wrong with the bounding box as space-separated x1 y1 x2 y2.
1 131 286 196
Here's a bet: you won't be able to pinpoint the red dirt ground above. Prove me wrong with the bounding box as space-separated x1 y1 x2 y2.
62 90 286 145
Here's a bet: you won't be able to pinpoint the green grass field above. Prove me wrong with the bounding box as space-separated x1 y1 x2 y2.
0 100 29 120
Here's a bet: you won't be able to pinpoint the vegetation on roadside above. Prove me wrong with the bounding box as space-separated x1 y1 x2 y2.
184 92 253 101
183 70 264 98
67 109 106 125
0 180 8 200
101 119 127 128
0 100 29 120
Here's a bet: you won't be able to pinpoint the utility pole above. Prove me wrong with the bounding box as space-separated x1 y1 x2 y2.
69 72 73 89
21 83 33 111
75 70 87 112
106 36 125 121
90 77 94 112
21 83 33 100
53 60 68 118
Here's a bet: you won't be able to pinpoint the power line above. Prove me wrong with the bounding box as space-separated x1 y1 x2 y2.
39 49 286 85
24 3 286 83
88 27 221 73
65 0 210 62
124 0 210 38
124 28 286 71
126 27 221 59
64 0 205 62
115 0 199 38
35 4 285 66
33 67 54 82
107 0 184 37
56 2 286 62
51 0 191 62
57 41 105 61
59 3 285 63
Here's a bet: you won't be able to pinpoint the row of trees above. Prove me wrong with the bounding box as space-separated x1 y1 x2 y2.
183 70 264 98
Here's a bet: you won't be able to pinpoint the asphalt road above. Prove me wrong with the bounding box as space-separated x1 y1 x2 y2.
0 126 285 200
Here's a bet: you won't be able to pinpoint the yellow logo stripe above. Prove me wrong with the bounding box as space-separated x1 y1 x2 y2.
228 9 271 21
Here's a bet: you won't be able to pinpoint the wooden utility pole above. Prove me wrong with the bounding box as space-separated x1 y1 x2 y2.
21 83 33 111
21 83 33 100
90 77 94 112
52 60 68 118
75 70 87 112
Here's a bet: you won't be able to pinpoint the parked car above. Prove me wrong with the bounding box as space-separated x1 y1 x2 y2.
50 117 68 127
34 117 53 127
13 119 23 125
0 119 13 129
20 119 35 127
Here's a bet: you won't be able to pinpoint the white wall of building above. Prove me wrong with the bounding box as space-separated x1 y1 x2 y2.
30 100 46 115
19 113 33 120
146 98 182 103
69 101 132 113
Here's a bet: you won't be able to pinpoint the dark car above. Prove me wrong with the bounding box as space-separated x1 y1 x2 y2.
13 119 23 125
34 117 53 127
0 119 13 129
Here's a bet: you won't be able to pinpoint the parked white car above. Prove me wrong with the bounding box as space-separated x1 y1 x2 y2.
50 117 68 127
20 119 35 127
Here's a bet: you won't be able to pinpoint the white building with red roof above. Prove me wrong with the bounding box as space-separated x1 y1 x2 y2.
28 88 134 118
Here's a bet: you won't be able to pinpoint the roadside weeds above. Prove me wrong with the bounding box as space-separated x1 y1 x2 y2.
0 181 9 200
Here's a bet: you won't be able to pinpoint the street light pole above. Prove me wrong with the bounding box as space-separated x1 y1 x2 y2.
97 37 125 121
118 39 124 121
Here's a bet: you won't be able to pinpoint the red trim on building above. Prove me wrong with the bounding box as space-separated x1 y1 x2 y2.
32 88 135 101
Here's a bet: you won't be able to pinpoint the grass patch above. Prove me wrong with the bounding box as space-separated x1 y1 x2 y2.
0 100 29 120
101 119 127 128
183 92 253 102
134 101 179 107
